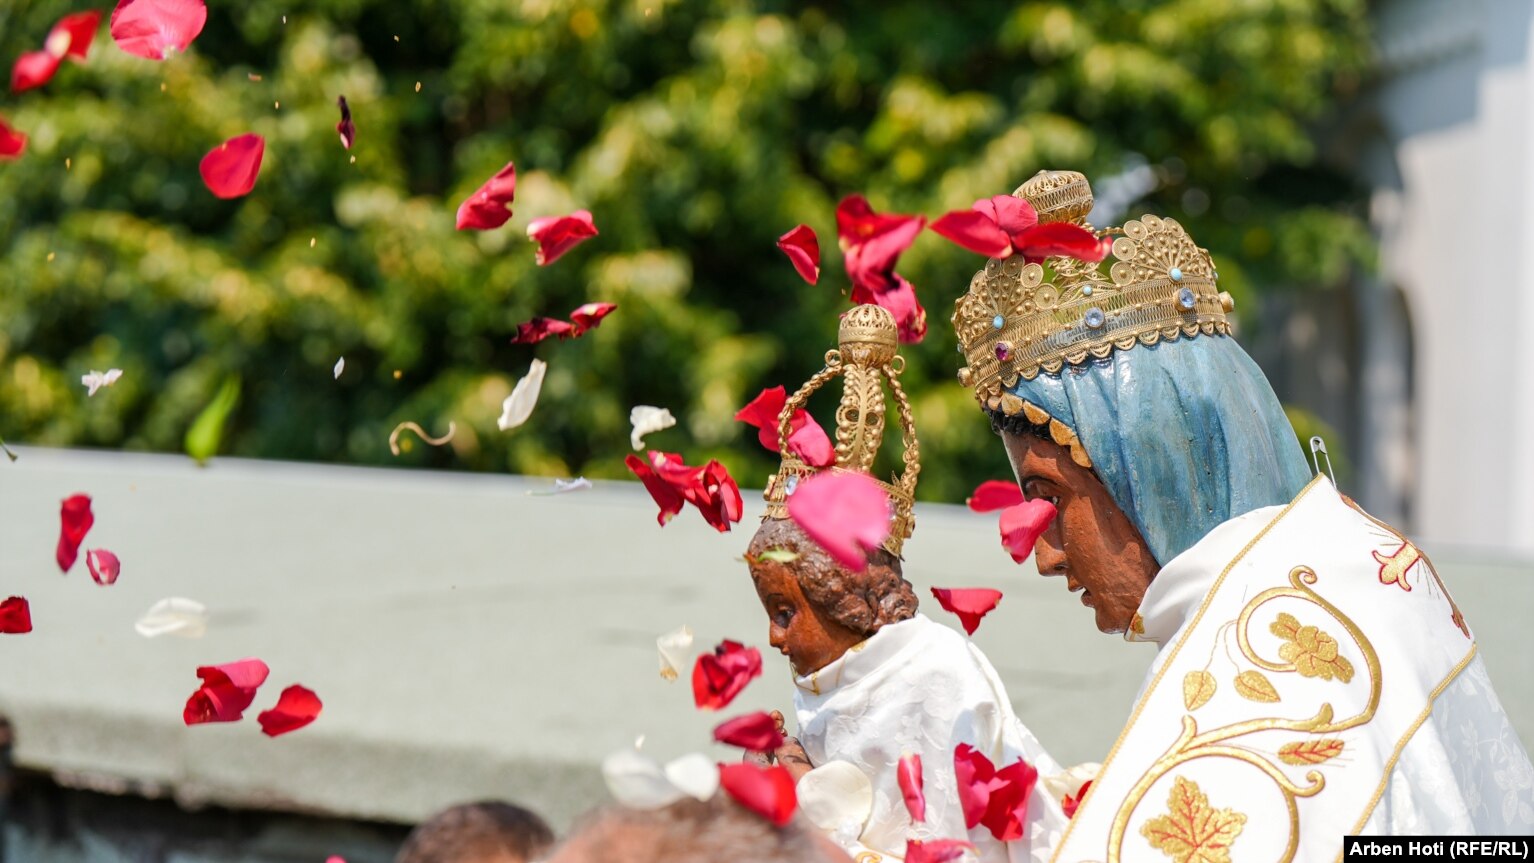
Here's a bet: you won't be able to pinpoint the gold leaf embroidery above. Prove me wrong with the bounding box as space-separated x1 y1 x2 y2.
1182 670 1216 711
1233 670 1279 703
1277 738 1345 766
1271 612 1355 682
1140 776 1247 863
1371 541 1419 592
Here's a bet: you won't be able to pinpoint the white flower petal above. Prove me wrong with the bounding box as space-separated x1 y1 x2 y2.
134 597 208 639
498 359 547 431
81 368 123 398
797 761 873 832
602 749 685 810
656 624 694 682
629 405 676 450
334 357 345 379
663 753 720 802
1041 761 1101 802
553 477 592 493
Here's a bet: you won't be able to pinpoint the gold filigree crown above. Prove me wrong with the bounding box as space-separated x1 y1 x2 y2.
762 304 920 557
953 170 1236 414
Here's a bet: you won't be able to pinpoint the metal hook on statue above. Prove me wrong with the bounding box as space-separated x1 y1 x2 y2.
1309 436 1336 487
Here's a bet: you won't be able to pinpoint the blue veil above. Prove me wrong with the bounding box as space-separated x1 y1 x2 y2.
1005 335 1313 566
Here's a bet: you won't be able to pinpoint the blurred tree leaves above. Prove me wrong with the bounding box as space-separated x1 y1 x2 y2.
0 0 1372 503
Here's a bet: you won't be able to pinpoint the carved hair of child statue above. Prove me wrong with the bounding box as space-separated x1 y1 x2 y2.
748 305 921 677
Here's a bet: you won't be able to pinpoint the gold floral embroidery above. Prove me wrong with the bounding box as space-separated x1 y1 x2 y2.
1131 613 1146 636
1371 541 1420 592
1277 739 1345 766
1182 671 1215 711
1140 776 1247 863
1270 612 1355 683
854 854 883 863
1232 670 1279 703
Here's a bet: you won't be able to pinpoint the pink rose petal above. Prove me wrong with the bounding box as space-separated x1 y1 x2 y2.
11 51 63 93
0 117 29 161
786 471 892 571
110 0 207 61
86 549 121 586
999 499 1057 564
199 133 265 199
931 587 1003 636
776 224 820 284
527 210 598 266
967 480 1024 513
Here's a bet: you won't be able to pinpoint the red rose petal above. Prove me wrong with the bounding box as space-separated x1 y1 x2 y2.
11 51 63 93
735 386 798 453
983 194 1038 238
86 549 121 586
999 499 1057 564
852 274 927 344
929 207 1012 258
980 757 1038 841
954 743 1004 829
905 839 976 863
1063 779 1092 819
183 658 270 725
50 11 103 61
931 587 1003 636
110 0 207 61
776 224 820 285
718 763 797 827
335 95 354 150
691 639 762 711
967 480 1024 513
0 118 27 160
456 161 516 230
257 684 323 737
56 493 94 573
693 459 744 533
1014 221 1110 265
898 752 926 823
199 133 264 199
527 210 598 266
0 597 32 634
712 711 785 752
836 195 925 296
625 452 686 527
786 470 892 571
568 302 617 336
509 317 575 344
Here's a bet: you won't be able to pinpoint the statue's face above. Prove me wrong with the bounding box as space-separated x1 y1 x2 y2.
748 553 866 677
1002 431 1159 634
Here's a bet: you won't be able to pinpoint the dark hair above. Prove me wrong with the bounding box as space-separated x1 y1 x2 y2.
746 517 918 636
550 797 838 863
395 801 555 863
988 407 1054 442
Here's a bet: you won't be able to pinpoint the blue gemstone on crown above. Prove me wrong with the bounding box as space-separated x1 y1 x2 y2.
1169 267 1183 282
1084 308 1106 329
992 315 1005 329
785 475 799 495
1177 288 1197 311
1082 285 1094 296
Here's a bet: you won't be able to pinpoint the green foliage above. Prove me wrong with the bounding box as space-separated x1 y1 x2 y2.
0 0 1372 502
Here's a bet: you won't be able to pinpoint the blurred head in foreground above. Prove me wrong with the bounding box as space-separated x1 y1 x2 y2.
546 797 851 863
395 800 555 863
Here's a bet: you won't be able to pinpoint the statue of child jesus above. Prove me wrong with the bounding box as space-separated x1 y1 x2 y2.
743 305 1067 863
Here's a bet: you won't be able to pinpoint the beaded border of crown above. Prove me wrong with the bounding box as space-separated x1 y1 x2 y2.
952 170 1235 412
762 305 919 557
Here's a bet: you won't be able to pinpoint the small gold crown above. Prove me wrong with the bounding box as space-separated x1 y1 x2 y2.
952 170 1236 413
763 305 919 557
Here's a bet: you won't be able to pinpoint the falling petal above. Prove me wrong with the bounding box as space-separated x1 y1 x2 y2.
0 597 32 634
49 12 104 61
602 749 686 810
497 359 547 431
527 210 598 266
713 711 785 752
509 317 574 344
0 118 27 160
134 597 208 638
257 685 322 737
905 839 977 863
333 357 344 379
199 134 264 199
11 51 63 93
184 376 240 464
455 161 516 230
1014 221 1111 264
81 368 123 397
785 472 892 571
86 549 121 586
734 386 834 467
898 753 926 823
967 480 1024 513
569 302 617 336
335 95 354 149
692 639 762 710
56 493 94 573
625 453 686 527
719 763 797 826
656 624 694 682
796 761 873 833
1062 779 1092 818
836 195 925 296
776 224 820 284
663 753 720 801
999 499 1058 564
110 0 207 60
930 207 1013 258
630 405 676 451
930 588 1003 636
183 658 270 725
388 420 456 456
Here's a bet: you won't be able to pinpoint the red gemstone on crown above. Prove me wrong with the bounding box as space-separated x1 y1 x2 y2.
994 341 1013 362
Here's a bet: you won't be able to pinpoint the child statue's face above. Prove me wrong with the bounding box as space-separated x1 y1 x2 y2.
748 555 866 678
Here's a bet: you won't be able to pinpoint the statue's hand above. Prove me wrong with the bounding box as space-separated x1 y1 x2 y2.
773 736 814 782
